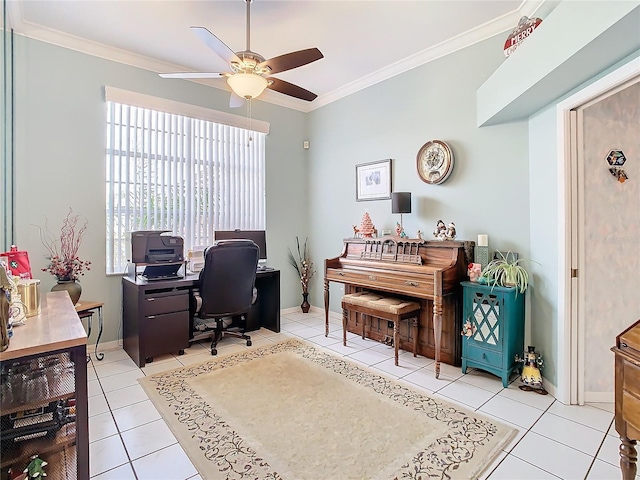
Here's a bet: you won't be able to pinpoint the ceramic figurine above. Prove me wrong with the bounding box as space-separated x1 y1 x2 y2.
461 319 475 337
445 222 457 240
515 346 548 395
358 212 376 238
468 263 482 282
416 230 423 240
395 222 407 238
433 220 447 241
24 455 47 478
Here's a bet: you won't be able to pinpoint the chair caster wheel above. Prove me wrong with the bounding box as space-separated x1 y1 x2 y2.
145 357 153 364
178 349 185 355
246 340 252 347
211 348 217 356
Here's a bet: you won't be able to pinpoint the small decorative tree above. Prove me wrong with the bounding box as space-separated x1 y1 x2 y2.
359 212 376 237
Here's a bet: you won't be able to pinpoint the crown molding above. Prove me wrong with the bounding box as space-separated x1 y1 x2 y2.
8 0 546 113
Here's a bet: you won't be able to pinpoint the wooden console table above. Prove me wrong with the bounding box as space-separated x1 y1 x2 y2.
612 318 640 480
0 291 89 479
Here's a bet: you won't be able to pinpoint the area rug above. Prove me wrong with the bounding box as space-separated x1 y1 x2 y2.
139 339 515 479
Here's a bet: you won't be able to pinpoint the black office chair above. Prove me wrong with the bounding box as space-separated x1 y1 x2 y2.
190 239 259 355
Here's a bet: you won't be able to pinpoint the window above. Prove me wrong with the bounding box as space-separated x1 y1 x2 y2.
105 90 267 274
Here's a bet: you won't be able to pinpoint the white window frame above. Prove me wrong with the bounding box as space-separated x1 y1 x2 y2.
105 87 269 274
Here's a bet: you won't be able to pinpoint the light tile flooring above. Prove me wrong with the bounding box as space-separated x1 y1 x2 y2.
87 310 632 480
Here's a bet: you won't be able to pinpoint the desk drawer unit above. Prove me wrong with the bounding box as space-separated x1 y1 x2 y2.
461 282 524 387
123 278 191 367
143 290 189 316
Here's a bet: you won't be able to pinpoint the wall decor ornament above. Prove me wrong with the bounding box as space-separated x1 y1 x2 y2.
355 159 392 201
606 149 629 183
503 16 542 57
416 140 454 185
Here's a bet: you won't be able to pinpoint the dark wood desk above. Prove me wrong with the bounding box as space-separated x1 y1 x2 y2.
612 318 640 480
75 300 104 361
122 270 280 367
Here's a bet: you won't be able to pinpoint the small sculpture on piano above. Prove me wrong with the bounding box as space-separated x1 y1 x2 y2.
354 212 377 238
433 220 457 241
446 222 457 240
433 220 447 240
395 222 408 238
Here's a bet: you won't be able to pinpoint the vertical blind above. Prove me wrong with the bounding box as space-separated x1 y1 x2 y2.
105 101 266 274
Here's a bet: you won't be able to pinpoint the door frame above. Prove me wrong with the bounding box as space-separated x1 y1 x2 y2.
555 56 640 404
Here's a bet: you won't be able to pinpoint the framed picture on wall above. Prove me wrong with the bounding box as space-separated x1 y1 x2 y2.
355 159 392 201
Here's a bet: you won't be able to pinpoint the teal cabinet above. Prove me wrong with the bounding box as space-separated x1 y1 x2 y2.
461 281 525 387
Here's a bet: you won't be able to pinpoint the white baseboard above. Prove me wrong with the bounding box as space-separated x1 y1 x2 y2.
584 391 614 403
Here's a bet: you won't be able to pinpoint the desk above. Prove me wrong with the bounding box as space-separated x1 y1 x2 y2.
122 269 280 367
75 300 105 361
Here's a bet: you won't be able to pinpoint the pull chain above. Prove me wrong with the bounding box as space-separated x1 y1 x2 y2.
246 98 253 145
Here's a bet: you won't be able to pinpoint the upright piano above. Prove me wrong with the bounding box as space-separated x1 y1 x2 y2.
324 236 472 377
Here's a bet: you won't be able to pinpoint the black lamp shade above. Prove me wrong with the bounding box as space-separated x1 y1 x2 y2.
392 192 411 214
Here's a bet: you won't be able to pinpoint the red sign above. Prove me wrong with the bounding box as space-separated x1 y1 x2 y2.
504 16 542 57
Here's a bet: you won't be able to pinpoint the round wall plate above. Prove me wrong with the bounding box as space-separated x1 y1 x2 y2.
416 140 454 185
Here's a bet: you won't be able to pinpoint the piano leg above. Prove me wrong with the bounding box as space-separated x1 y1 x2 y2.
433 295 443 378
620 436 637 480
324 279 330 337
342 307 348 346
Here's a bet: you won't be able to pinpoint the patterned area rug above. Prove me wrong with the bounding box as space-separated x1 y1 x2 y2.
139 339 515 479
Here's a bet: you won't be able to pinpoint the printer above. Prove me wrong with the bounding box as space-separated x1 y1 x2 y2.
130 231 184 264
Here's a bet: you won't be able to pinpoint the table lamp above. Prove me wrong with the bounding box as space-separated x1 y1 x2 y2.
391 192 411 231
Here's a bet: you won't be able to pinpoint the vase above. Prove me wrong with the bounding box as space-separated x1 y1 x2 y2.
300 292 310 313
51 279 82 305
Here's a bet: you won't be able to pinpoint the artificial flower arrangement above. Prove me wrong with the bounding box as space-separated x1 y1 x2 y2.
287 236 315 293
38 209 91 281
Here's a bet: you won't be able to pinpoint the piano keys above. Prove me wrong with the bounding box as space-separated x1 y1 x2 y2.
324 236 472 377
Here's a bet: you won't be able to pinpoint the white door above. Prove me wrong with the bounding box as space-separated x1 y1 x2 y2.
570 77 640 403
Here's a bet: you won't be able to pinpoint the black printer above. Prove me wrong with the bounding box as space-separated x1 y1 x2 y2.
130 231 184 264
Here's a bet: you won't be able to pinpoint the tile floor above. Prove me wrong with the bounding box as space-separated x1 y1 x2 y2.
87 310 633 480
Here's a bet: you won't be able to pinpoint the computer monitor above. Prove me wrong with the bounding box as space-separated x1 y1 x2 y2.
214 230 267 261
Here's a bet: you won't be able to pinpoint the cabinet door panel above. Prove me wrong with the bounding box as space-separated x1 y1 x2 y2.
467 290 503 351
143 311 189 357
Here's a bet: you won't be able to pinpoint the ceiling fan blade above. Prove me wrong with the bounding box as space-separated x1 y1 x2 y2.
267 77 318 102
191 26 241 65
159 72 225 79
257 48 323 75
229 92 245 108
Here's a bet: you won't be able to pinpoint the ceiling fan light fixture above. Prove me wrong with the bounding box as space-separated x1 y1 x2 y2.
227 73 268 99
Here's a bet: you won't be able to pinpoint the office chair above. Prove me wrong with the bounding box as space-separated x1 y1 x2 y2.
190 239 259 355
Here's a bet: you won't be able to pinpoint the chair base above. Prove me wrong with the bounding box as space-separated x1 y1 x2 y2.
210 328 252 355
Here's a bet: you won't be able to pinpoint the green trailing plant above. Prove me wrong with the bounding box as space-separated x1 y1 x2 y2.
481 252 539 294
287 237 315 293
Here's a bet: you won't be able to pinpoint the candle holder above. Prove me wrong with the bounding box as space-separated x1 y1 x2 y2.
475 234 489 269
475 246 489 270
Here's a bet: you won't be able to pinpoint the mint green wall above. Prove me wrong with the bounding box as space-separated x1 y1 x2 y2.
12 36 309 346
307 35 531 316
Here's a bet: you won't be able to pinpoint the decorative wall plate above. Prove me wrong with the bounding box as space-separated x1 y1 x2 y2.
416 140 454 185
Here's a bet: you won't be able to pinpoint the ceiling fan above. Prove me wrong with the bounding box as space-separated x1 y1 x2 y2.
160 0 323 107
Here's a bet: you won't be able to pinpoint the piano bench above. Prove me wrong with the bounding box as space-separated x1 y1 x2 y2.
341 292 421 366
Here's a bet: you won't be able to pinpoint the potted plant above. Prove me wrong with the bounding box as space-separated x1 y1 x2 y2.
37 208 91 305
481 252 537 294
